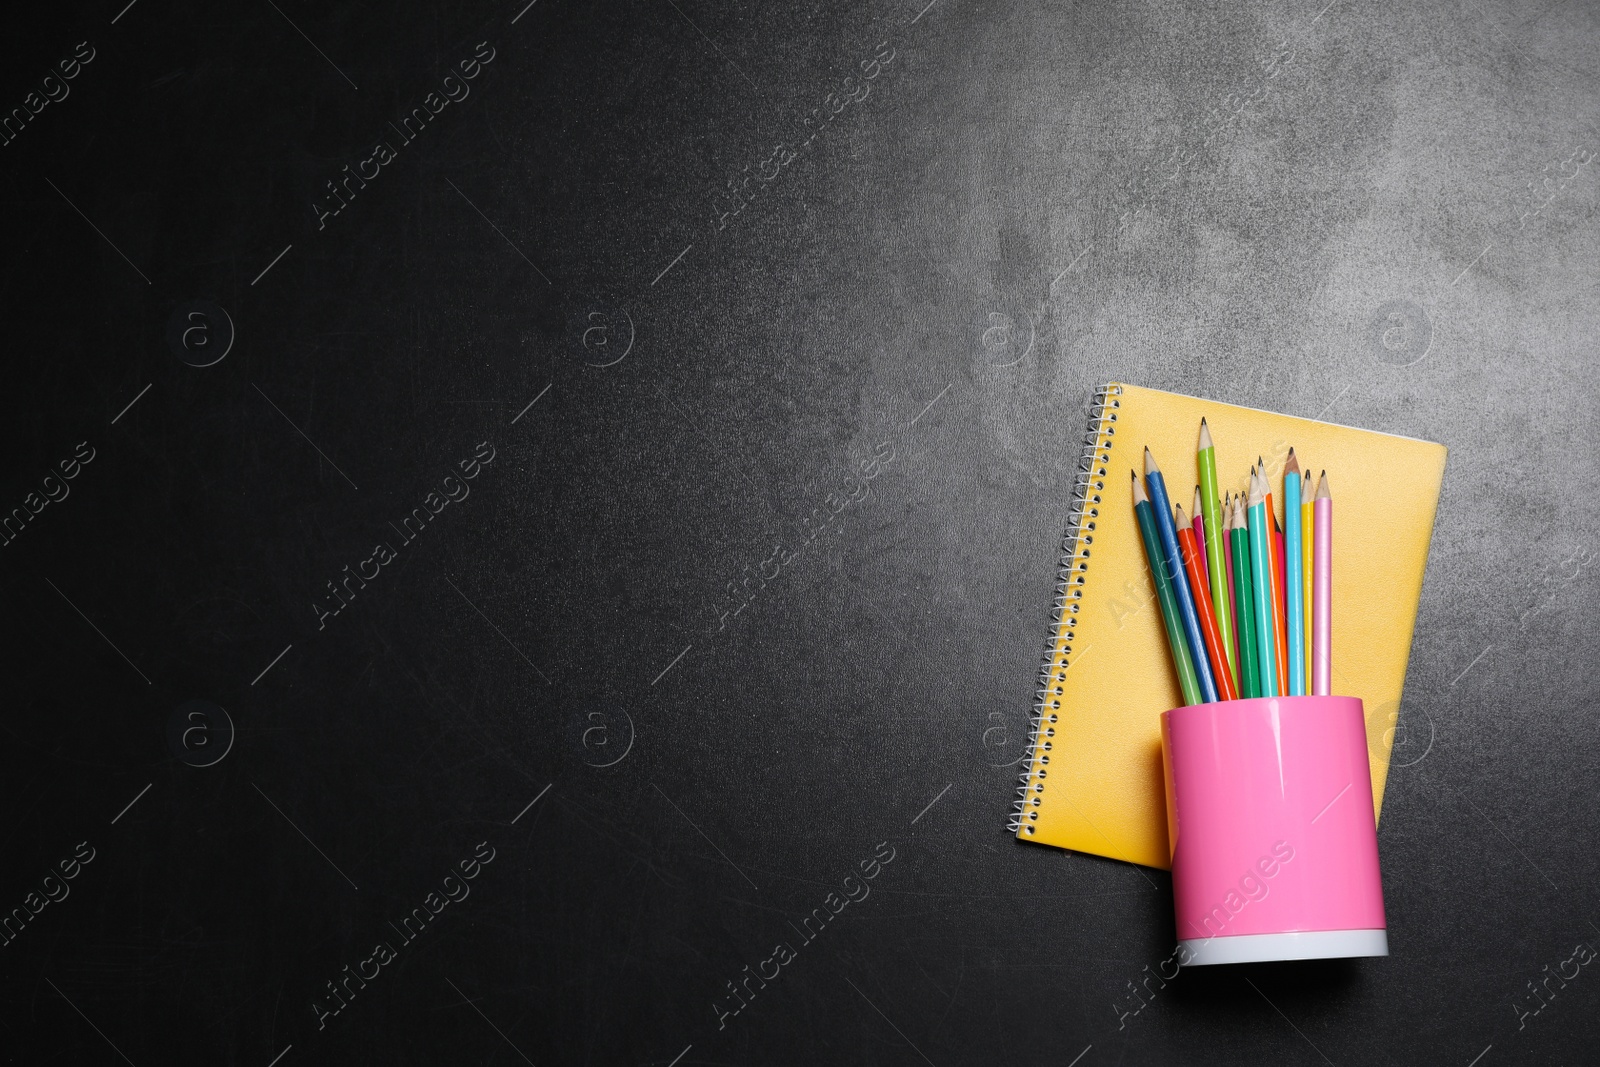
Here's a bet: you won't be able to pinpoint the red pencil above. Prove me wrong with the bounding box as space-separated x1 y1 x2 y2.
1272 512 1290 690
1220 491 1236 653
1176 502 1238 701
1262 458 1289 691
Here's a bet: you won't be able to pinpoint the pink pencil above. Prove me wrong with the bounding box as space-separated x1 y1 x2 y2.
1191 486 1209 597
1312 472 1332 695
1275 526 1286 611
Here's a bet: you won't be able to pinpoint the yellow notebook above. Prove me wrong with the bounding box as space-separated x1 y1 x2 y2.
1010 383 1447 869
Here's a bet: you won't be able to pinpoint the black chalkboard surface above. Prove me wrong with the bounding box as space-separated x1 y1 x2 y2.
2 0 1598 1064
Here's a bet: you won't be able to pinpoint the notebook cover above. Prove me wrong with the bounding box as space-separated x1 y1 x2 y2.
1012 383 1447 869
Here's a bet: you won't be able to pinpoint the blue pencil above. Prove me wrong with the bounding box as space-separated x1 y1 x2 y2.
1283 450 1305 696
1143 448 1219 704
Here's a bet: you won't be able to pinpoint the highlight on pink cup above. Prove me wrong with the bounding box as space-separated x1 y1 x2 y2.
1161 695 1388 966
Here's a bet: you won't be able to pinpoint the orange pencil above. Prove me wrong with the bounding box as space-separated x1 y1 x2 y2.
1176 502 1238 701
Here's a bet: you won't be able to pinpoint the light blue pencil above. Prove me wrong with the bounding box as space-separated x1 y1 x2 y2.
1283 450 1305 696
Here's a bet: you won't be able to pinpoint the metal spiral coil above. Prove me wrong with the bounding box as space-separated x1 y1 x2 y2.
1008 382 1122 834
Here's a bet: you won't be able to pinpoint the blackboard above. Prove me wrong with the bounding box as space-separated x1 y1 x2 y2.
3 0 1598 1063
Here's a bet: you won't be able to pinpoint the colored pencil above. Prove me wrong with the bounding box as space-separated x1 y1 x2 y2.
1220 491 1236 657
1249 464 1272 681
1191 486 1208 598
1262 457 1289 692
1133 472 1201 705
1301 471 1314 693
1229 496 1259 699
1144 448 1219 704
1274 520 1288 685
1196 419 1237 688
1246 468 1279 696
1313 471 1333 695
1283 450 1305 696
1177 503 1238 701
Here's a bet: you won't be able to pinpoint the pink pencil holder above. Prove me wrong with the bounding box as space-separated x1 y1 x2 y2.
1161 695 1388 966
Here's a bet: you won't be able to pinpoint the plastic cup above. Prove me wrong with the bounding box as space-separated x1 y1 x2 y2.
1161 694 1388 966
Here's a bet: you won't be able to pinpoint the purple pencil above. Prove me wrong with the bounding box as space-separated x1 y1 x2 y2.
1312 472 1332 695
1191 486 1209 597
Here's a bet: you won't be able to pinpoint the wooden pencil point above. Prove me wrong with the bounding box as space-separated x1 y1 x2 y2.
1285 449 1301 476
1198 418 1214 451
1144 446 1160 476
1174 502 1188 526
1316 472 1331 499
1132 469 1148 505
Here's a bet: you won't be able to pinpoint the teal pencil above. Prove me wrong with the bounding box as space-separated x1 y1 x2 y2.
1229 495 1259 699
1283 449 1306 696
1246 467 1279 697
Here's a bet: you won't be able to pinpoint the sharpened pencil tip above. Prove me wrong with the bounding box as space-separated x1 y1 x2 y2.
1144 446 1160 475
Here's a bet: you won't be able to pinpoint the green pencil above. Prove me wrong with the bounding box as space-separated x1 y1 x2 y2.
1197 419 1237 689
1229 495 1259 699
1246 466 1280 697
1133 471 1201 705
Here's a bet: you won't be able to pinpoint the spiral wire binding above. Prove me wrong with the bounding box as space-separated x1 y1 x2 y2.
1008 383 1122 834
